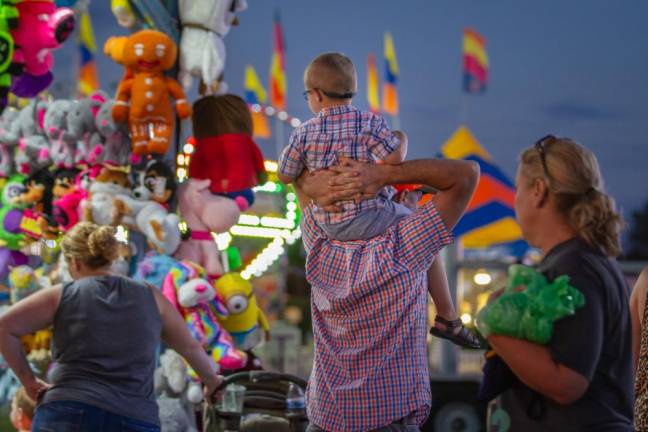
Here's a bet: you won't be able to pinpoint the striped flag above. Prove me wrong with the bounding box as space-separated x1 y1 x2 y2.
367 53 379 113
78 10 99 96
244 65 271 139
269 11 286 110
463 28 488 93
382 32 399 115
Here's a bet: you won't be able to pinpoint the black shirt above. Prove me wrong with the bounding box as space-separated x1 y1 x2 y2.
499 238 634 431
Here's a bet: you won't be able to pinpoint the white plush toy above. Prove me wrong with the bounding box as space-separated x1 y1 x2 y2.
113 193 181 256
154 349 199 432
85 164 132 226
178 0 247 94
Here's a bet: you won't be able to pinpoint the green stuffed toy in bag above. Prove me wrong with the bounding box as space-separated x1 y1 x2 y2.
476 264 585 344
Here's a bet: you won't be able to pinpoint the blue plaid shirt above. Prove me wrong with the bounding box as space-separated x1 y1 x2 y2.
279 105 400 225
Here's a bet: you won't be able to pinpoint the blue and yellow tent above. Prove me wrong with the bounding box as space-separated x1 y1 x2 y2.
441 126 528 256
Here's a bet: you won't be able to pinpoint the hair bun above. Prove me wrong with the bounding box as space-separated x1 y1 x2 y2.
88 225 118 263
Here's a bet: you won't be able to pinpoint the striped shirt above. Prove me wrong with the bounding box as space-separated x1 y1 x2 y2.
278 105 400 225
302 200 454 431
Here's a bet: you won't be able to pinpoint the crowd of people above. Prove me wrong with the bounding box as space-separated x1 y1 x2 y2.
0 50 644 432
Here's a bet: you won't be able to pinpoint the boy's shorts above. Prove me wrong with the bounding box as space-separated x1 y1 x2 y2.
320 199 412 241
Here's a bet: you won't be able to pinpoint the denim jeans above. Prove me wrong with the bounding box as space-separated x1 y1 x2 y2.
32 400 160 432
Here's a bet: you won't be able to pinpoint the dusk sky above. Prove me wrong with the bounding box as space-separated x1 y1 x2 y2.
54 0 648 229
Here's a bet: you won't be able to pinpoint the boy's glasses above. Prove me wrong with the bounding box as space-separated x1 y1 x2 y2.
534 134 556 180
302 88 355 101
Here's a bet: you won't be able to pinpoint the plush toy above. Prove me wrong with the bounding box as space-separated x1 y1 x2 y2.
67 92 108 165
162 260 247 372
134 250 178 289
476 264 585 344
43 99 77 168
154 349 199 431
50 168 79 232
7 99 51 174
111 30 192 155
0 5 21 110
84 163 131 226
95 99 131 165
178 0 247 94
113 160 181 255
8 265 39 303
189 94 266 211
111 0 137 29
13 167 55 240
10 0 75 97
0 107 19 177
0 175 29 280
175 178 240 281
214 273 270 350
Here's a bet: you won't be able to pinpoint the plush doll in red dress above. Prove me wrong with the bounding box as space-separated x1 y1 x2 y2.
189 94 266 211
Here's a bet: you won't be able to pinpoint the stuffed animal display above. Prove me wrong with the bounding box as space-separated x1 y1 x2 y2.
154 349 199 431
111 30 192 155
178 0 247 94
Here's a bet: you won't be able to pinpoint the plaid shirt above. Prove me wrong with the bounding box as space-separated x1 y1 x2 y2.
279 105 400 225
302 200 454 432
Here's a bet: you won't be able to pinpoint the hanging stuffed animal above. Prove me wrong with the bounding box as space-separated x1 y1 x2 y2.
84 163 130 226
50 167 80 232
6 99 51 175
110 0 136 29
178 0 247 94
0 107 19 177
111 30 192 155
175 178 240 282
0 4 21 111
214 273 270 351
67 92 108 165
12 167 55 240
189 94 266 211
95 99 131 165
43 99 77 169
113 160 181 255
134 250 178 289
0 175 28 280
161 260 247 373
10 0 75 97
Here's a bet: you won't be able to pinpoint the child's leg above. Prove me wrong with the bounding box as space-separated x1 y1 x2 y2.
427 258 456 321
428 258 482 349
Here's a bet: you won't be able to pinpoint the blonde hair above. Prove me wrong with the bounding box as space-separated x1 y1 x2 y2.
13 387 35 419
61 222 118 268
520 137 623 257
305 52 357 96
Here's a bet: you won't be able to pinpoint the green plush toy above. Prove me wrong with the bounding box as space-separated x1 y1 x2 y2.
0 174 26 250
476 264 585 344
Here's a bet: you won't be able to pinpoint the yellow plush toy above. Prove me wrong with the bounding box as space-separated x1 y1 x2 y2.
110 30 192 155
214 273 270 351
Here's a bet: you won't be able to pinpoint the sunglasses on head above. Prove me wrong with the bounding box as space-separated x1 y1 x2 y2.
534 134 557 180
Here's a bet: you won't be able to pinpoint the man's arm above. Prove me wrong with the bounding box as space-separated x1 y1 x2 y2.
329 157 479 230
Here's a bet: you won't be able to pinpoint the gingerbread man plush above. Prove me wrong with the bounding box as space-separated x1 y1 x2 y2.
111 30 192 156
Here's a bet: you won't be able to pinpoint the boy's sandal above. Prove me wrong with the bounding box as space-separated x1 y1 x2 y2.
430 316 483 349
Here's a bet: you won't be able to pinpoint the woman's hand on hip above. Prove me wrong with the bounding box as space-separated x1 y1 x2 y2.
203 374 225 404
25 377 51 403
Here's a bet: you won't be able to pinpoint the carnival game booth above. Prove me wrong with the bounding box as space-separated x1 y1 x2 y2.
0 1 310 431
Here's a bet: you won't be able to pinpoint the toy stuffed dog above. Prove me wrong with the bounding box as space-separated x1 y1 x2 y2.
111 30 192 156
85 163 131 226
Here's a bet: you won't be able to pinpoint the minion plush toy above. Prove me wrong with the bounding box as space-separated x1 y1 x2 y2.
214 273 270 350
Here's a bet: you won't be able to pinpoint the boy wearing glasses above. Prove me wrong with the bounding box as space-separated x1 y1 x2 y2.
278 52 480 349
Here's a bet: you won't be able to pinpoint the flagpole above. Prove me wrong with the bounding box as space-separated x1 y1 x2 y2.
275 116 285 160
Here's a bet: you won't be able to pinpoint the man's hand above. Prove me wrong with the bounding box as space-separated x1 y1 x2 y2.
328 157 385 201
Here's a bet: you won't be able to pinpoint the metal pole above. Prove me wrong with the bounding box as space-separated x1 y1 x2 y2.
275 116 285 159
440 242 459 375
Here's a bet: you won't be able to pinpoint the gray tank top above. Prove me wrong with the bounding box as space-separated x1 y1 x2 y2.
42 275 162 425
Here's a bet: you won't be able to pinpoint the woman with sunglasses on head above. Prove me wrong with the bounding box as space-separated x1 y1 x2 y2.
0 222 223 431
484 136 633 431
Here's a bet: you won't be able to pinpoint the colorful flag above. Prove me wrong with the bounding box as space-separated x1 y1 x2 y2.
245 65 271 139
463 28 488 93
382 32 399 115
367 53 379 113
441 126 526 256
78 10 99 96
269 11 286 110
